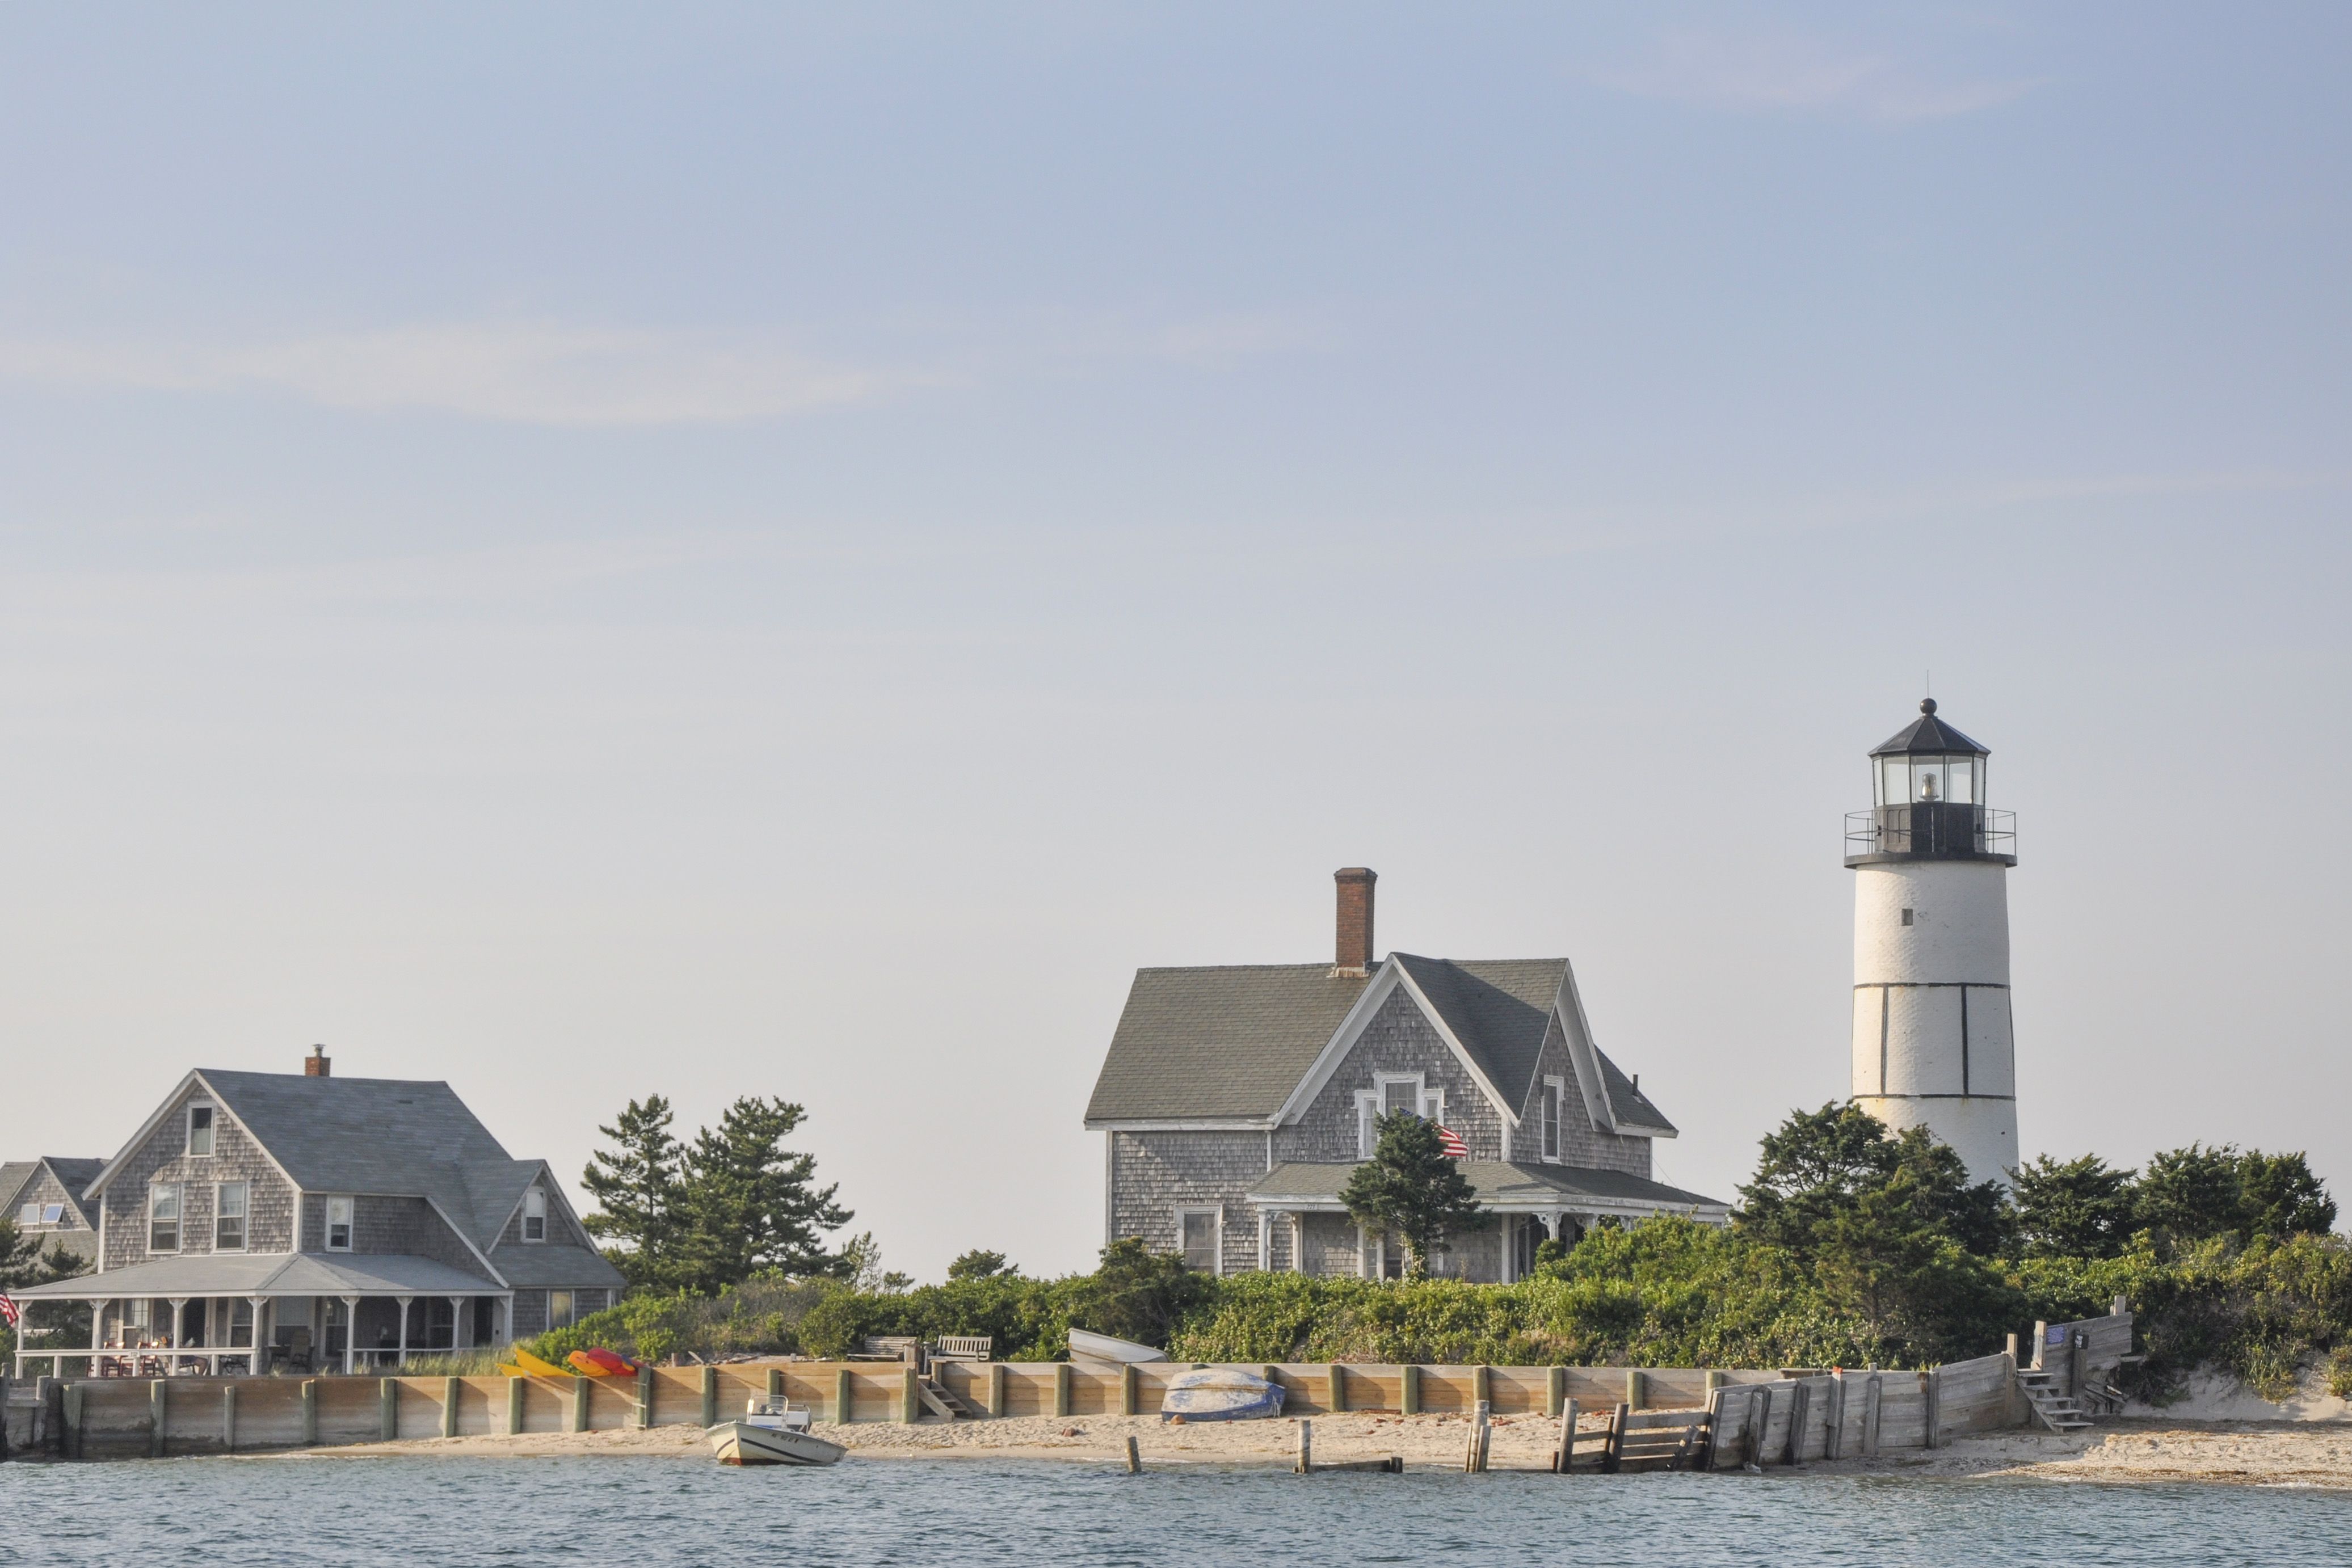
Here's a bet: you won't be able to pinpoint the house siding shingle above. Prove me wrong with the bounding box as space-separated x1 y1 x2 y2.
1271 988 1509 1164
10 1166 98 1263
1514 1017 1652 1178
100 1084 296 1269
1108 1130 1268 1276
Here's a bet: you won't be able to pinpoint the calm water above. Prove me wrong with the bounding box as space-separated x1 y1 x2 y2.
6 1454 2349 1566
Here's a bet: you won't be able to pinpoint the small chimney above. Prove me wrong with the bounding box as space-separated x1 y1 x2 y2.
305 1045 331 1078
1332 867 1377 977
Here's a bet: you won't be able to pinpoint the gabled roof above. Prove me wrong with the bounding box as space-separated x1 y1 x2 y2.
1388 955 1562 1116
1087 964 1369 1122
1871 699 1988 757
1246 1160 1727 1215
87 1070 575 1261
2 1157 104 1223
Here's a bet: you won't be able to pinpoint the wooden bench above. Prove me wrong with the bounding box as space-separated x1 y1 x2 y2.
853 1337 923 1364
930 1336 993 1362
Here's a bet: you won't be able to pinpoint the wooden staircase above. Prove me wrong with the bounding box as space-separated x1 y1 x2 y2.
915 1376 980 1419
2016 1369 2093 1433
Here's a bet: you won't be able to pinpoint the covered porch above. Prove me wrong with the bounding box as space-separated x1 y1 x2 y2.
10 1253 513 1379
1247 1160 1733 1282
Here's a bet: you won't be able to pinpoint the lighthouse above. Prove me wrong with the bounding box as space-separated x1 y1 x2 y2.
1846 699 2019 1186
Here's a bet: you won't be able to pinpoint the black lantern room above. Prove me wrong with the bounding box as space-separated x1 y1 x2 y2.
1846 699 2016 865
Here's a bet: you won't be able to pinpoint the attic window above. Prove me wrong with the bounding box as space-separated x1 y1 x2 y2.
1542 1080 1563 1161
523 1188 546 1242
16 1202 38 1227
188 1104 216 1156
326 1196 353 1251
42 1203 63 1225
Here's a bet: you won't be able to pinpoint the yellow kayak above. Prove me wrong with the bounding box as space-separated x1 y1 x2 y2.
505 1347 578 1378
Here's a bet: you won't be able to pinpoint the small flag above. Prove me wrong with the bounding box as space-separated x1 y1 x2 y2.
1436 1125 1468 1158
0 1292 19 1327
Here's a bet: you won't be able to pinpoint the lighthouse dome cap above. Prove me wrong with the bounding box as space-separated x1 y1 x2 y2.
1870 698 1989 757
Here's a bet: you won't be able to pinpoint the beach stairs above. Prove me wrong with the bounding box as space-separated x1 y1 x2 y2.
2016 1369 2094 1434
915 1376 979 1420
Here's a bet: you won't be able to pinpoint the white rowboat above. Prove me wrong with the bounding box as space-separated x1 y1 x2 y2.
710 1422 845 1466
1067 1327 1169 1368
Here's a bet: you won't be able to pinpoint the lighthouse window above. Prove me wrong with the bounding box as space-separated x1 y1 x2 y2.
1913 760 1947 802
1901 908 1915 926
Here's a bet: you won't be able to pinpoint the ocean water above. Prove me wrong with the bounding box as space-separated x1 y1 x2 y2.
6 1454 2348 1567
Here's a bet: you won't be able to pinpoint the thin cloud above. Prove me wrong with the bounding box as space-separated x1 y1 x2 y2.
1595 29 2036 124
0 323 926 427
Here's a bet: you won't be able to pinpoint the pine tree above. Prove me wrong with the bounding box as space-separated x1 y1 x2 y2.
1339 1110 1484 1278
580 1095 688 1288
671 1097 852 1293
2012 1153 2138 1258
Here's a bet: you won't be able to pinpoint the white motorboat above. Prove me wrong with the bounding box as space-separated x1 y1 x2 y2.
710 1396 846 1467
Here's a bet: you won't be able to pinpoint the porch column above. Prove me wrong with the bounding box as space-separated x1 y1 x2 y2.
340 1296 360 1375
499 1293 514 1345
90 1299 107 1354
249 1297 270 1373
395 1296 413 1368
1256 1211 1270 1272
448 1296 466 1352
1291 1213 1306 1275
168 1297 188 1369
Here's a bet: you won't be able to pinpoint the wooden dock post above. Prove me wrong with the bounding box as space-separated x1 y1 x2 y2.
443 1376 461 1439
1400 1365 1421 1415
1603 1402 1629 1473
506 1376 524 1437
222 1385 237 1453
1785 1379 1810 1466
1825 1371 1847 1460
1922 1369 1941 1450
1546 1365 1565 1418
1705 1369 1723 1396
835 1368 853 1423
1053 1362 1072 1419
62 1382 83 1461
1295 1418 1312 1474
768 1366 784 1400
1471 1365 1491 1411
150 1379 167 1458
1626 1368 1644 1410
380 1377 398 1441
1861 1373 1882 1457
302 1379 319 1447
636 1364 655 1429
1328 1364 1347 1414
700 1364 717 1427
902 1367 923 1423
1743 1385 1770 1472
1463 1401 1491 1473
569 1374 588 1434
1554 1396 1577 1473
1120 1362 1138 1416
986 1362 1006 1418
1126 1435 1143 1474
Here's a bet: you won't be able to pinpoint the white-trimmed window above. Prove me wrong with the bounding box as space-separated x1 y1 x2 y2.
1177 1209 1220 1274
1541 1077 1564 1161
523 1187 546 1242
215 1182 249 1251
41 1203 63 1225
1358 1073 1437 1157
187 1103 216 1157
325 1196 354 1251
17 1202 38 1227
149 1183 181 1252
548 1289 576 1329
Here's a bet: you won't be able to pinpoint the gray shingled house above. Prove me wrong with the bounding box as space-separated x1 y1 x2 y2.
10 1048 623 1378
1085 870 1728 1281
2 1156 105 1265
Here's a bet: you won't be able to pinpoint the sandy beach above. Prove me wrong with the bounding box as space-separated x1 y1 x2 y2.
303 1411 2352 1488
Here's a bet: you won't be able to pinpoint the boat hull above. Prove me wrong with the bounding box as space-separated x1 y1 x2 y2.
1159 1368 1286 1422
710 1422 847 1467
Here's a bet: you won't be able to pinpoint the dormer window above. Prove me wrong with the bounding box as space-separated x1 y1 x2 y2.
187 1104 216 1157
325 1196 353 1251
523 1188 546 1242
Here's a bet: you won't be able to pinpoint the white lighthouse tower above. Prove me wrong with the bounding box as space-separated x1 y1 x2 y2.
1846 699 2019 1186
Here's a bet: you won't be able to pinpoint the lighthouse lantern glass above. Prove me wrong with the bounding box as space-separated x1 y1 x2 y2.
1877 754 1984 806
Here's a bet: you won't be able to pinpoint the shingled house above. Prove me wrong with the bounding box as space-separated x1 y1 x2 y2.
2 1156 104 1265
11 1049 623 1377
1085 870 1728 1281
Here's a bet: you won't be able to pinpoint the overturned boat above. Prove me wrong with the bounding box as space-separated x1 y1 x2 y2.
1159 1367 1286 1423
1067 1327 1169 1369
711 1396 846 1467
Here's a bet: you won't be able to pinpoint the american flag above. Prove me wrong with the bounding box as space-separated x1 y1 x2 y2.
0 1292 19 1328
1436 1125 1468 1158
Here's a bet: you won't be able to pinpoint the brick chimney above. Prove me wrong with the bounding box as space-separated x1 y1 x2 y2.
1332 867 1377 977
305 1045 331 1078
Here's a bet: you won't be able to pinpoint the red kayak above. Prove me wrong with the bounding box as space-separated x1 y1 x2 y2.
567 1347 642 1378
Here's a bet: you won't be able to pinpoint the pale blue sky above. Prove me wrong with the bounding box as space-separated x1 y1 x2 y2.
3 4 2346 1276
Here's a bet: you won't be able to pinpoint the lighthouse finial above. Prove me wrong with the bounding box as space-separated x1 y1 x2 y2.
1920 697 1937 715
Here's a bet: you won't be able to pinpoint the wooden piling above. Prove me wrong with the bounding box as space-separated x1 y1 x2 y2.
150 1379 167 1458
569 1374 588 1434
222 1385 237 1453
1471 1365 1491 1411
835 1368 853 1423
1626 1368 1645 1410
1785 1379 1810 1466
1400 1365 1421 1415
380 1378 398 1441
986 1362 1006 1418
1053 1362 1072 1418
1295 1419 1312 1474
901 1368 921 1423
1922 1368 1941 1450
1554 1397 1578 1473
1120 1362 1138 1416
636 1364 655 1429
1743 1385 1770 1471
302 1379 319 1446
1705 1369 1724 1395
1464 1401 1491 1473
506 1375 524 1436
62 1382 83 1461
1328 1364 1347 1414
1604 1402 1629 1473
442 1377 460 1439
1861 1373 1882 1457
1825 1371 1847 1460
1125 1435 1142 1474
700 1364 718 1427
768 1366 785 1399
1546 1365 1566 1418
